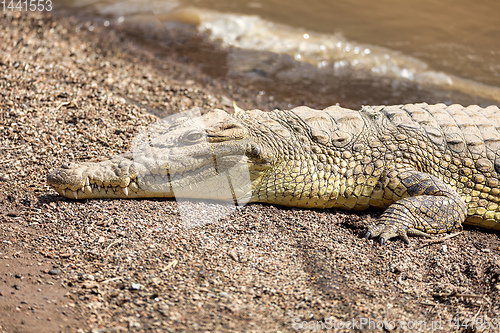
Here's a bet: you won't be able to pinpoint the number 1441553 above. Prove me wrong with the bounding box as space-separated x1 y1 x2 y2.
2 0 52 11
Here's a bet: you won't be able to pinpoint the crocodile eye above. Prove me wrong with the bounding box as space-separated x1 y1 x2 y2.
183 131 204 143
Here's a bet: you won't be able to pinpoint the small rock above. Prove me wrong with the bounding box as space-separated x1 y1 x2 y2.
157 303 169 316
220 95 233 108
129 321 141 329
169 312 182 321
15 273 22 279
151 277 162 285
0 174 10 181
48 269 61 275
79 274 94 281
82 282 99 289
6 210 19 217
130 283 141 290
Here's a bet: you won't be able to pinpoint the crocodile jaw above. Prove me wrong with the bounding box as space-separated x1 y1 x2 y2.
47 143 269 200
46 154 170 199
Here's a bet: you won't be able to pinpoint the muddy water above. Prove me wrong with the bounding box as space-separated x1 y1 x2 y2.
187 0 500 86
52 0 500 106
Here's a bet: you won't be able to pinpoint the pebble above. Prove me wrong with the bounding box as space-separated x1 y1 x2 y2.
6 210 19 217
48 269 61 275
130 283 142 290
80 274 95 281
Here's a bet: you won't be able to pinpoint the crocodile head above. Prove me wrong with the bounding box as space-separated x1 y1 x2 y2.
47 109 274 201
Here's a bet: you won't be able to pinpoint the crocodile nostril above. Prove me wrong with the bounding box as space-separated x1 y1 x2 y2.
61 162 79 169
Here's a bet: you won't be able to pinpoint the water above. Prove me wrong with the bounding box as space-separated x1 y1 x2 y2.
52 0 500 105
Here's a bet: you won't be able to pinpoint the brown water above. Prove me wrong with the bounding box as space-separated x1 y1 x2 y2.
187 0 500 87
52 0 500 104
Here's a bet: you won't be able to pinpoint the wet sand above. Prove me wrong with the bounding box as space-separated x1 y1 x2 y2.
1 10 500 332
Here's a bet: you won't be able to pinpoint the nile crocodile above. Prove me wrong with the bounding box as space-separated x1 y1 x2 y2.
47 103 500 243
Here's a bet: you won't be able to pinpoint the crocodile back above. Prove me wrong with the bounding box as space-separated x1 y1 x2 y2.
365 103 500 171
290 103 500 166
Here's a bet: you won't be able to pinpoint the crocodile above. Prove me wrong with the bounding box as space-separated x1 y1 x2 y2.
47 103 500 243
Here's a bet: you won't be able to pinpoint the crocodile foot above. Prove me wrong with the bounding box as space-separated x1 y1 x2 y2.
364 224 432 245
364 168 466 245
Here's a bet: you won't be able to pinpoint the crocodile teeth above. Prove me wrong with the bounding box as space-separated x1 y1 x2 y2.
86 177 90 186
97 186 101 191
84 185 92 194
73 191 78 199
61 189 66 197
122 187 129 196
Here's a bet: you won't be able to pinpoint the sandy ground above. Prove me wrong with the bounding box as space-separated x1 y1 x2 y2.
1 10 500 333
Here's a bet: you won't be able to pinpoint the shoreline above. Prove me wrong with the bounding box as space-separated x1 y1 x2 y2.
1 10 499 333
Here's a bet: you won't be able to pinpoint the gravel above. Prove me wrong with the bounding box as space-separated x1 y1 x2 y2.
0 9 500 333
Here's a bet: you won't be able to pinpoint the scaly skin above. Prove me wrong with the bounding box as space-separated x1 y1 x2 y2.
47 103 500 243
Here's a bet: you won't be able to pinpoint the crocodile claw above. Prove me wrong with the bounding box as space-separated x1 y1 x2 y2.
364 224 412 244
364 222 437 244
364 230 387 245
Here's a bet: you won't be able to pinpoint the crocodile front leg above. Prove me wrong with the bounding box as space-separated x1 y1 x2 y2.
364 168 467 244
